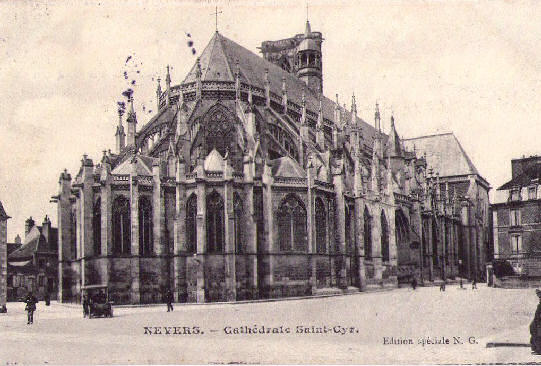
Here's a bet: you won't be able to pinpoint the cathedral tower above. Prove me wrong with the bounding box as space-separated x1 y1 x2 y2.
296 20 323 94
259 20 323 94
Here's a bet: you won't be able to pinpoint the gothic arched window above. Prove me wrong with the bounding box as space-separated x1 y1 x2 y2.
139 196 153 256
345 204 355 255
206 191 224 253
381 211 390 262
93 198 101 256
233 193 243 254
186 194 197 253
315 198 327 254
71 210 77 259
205 108 235 157
112 196 131 255
278 195 307 252
364 207 372 259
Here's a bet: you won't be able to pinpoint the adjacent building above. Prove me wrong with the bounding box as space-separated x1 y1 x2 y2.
491 155 541 287
403 133 491 282
7 216 58 300
0 201 10 312
52 20 490 304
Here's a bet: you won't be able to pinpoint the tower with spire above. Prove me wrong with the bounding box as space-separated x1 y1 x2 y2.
260 19 323 94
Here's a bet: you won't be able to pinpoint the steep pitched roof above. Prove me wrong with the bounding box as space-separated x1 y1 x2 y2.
182 32 382 144
8 226 45 261
204 148 224 171
111 155 154 175
403 133 480 177
498 162 541 190
0 200 10 220
271 156 305 177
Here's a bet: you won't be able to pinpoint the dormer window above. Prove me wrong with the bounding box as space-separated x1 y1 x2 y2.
529 186 537 200
510 188 521 201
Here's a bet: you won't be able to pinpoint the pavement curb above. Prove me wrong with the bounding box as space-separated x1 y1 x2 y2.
55 285 399 309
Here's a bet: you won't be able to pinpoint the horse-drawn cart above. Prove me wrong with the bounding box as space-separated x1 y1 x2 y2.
82 285 113 318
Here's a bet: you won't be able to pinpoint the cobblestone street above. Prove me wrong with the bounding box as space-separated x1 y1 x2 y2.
1 285 539 364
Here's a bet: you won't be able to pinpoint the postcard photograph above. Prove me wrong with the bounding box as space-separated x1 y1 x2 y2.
0 0 540 364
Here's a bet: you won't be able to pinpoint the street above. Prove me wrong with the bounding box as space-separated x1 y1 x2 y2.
0 284 539 364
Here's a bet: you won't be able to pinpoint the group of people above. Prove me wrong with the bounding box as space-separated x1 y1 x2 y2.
409 277 479 291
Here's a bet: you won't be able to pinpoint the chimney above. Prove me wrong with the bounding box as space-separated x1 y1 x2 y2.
42 215 51 244
25 216 35 237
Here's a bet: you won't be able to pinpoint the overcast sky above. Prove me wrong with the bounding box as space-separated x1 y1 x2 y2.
1 0 540 240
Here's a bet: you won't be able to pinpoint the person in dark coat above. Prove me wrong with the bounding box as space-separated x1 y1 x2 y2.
24 292 38 325
44 291 51 306
411 277 417 290
472 279 478 290
166 290 174 312
82 295 90 318
530 289 541 354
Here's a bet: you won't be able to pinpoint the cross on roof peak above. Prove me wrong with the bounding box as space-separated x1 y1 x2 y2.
211 6 223 32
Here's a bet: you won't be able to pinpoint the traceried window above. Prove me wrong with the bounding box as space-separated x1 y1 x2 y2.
112 196 131 255
206 191 225 253
278 195 307 252
510 209 521 226
364 207 372 259
381 211 390 262
93 198 101 256
315 198 327 254
185 194 197 253
232 194 244 254
205 109 235 157
139 196 153 256
511 234 522 254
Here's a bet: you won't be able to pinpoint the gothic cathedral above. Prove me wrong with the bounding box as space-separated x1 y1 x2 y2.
53 21 490 304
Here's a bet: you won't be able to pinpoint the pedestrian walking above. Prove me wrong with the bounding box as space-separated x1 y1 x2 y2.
439 281 446 292
24 291 38 325
411 277 417 290
166 290 174 312
459 279 464 289
82 295 90 318
531 289 541 354
472 279 477 290
44 291 51 306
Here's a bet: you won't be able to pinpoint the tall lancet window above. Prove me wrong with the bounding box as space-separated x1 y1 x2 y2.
112 196 131 255
315 198 327 254
206 191 224 253
93 198 101 256
205 109 235 157
139 196 153 256
278 195 307 252
345 204 355 255
233 193 244 254
381 211 390 262
364 207 372 259
186 194 197 253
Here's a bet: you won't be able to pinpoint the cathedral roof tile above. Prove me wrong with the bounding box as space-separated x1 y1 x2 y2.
271 156 305 178
204 148 225 171
403 133 480 178
182 32 382 144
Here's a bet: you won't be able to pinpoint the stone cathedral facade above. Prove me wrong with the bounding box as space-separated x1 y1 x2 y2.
53 21 490 304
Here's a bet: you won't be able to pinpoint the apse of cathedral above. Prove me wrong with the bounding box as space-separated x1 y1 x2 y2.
52 21 490 304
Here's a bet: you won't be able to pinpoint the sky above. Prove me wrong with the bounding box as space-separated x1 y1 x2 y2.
1 0 541 240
